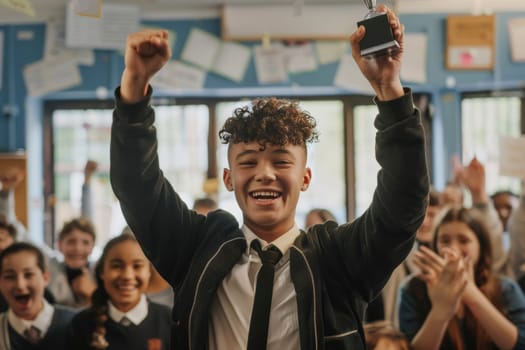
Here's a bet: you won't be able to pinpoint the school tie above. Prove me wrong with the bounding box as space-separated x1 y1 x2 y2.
119 316 132 326
247 240 282 350
23 325 42 344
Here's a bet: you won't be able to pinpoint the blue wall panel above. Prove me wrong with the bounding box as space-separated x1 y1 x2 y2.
0 11 524 157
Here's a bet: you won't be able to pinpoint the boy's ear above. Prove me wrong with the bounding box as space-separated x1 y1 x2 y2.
43 271 50 287
223 168 234 192
57 240 64 253
301 167 312 191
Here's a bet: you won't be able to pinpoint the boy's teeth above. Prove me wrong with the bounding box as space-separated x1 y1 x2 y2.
252 191 279 199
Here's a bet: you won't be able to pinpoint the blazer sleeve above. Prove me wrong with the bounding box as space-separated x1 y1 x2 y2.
110 86 208 286
329 89 429 300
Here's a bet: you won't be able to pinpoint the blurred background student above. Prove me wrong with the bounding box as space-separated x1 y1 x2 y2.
0 242 75 350
66 233 172 350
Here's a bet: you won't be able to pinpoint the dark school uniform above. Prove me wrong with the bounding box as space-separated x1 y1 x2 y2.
66 298 172 350
0 304 75 350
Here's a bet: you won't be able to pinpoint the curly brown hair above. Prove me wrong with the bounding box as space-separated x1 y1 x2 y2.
218 97 319 150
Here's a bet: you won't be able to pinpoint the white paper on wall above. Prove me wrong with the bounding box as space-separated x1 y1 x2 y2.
499 136 525 178
283 43 317 73
23 54 82 96
72 0 101 18
0 0 35 17
315 40 349 65
46 13 95 66
151 60 206 90
401 33 427 83
253 43 288 84
211 41 251 82
334 54 373 94
181 28 221 71
508 17 525 62
65 2 139 50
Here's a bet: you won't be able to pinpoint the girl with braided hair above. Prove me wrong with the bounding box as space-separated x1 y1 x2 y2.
66 233 172 350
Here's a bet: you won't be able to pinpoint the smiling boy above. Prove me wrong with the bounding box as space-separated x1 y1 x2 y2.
110 5 429 350
0 242 75 349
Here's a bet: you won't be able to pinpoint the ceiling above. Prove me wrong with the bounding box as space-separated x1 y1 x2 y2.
0 0 524 24
0 0 366 23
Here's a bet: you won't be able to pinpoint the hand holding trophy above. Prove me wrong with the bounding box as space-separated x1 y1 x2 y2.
357 0 400 57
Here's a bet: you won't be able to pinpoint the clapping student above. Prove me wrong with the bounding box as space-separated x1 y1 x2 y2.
0 242 75 350
66 233 171 350
399 207 525 350
110 5 428 349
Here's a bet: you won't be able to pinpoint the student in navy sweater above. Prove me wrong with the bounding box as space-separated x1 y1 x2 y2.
0 242 75 350
66 233 172 350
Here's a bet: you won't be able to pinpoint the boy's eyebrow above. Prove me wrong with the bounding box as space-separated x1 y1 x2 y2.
108 258 147 264
235 147 294 161
234 149 259 160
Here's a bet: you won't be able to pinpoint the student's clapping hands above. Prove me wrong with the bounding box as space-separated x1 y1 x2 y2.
349 4 404 101
414 246 470 321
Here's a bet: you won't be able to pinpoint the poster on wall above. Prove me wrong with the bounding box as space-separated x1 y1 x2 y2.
446 15 495 70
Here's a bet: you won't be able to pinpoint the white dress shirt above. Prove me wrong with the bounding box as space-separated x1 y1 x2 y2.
108 294 148 326
208 224 300 350
8 299 54 338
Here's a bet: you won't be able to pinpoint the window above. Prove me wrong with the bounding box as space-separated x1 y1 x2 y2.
45 94 431 252
47 102 209 258
461 93 523 195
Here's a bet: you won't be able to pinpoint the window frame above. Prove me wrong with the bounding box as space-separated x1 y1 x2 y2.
43 92 433 246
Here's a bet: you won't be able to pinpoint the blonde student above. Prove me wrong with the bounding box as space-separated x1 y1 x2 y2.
110 4 429 349
0 242 76 350
66 233 172 350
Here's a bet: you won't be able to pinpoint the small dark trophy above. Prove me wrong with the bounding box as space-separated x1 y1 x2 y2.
357 0 400 57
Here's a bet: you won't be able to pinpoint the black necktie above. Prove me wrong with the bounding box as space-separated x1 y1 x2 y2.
247 240 282 350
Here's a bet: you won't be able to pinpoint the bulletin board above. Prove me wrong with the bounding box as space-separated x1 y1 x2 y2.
446 15 495 70
0 153 27 227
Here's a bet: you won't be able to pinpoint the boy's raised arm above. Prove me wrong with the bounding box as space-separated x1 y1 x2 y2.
120 30 171 103
350 4 404 101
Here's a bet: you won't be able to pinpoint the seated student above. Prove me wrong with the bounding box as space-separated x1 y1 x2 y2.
304 208 337 229
0 167 29 242
0 242 75 350
491 190 519 233
509 184 525 283
192 197 218 216
364 320 411 350
399 207 525 350
66 233 172 350
47 218 97 308
0 216 17 253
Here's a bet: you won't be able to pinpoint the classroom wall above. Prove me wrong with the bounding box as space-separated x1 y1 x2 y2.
1 11 524 240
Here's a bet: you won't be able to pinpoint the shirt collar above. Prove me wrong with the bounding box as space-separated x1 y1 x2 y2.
7 299 54 337
242 223 300 256
108 294 148 326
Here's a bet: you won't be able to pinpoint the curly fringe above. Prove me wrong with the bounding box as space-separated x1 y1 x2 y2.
218 97 319 148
